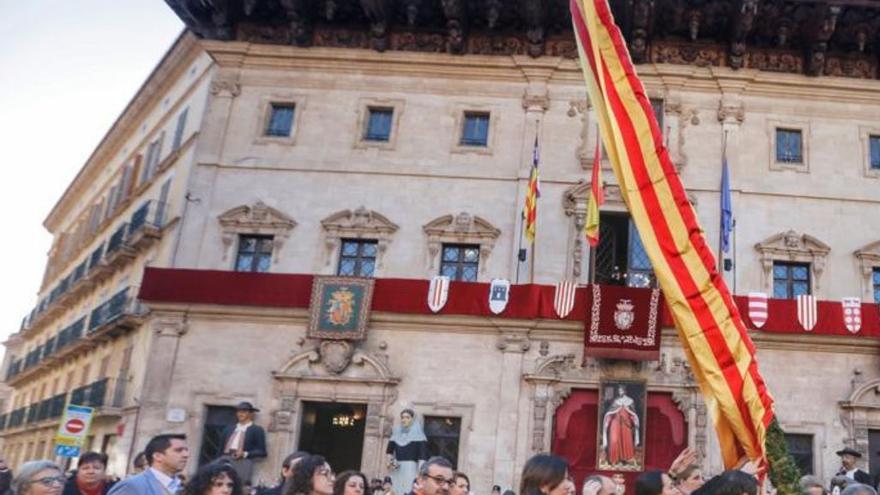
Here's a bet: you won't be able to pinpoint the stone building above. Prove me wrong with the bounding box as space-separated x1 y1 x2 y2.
4 0 880 491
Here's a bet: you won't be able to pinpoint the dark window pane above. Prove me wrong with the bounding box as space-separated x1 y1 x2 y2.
792 266 809 280
342 242 359 256
773 265 788 278
462 266 477 282
460 112 490 146
424 416 462 469
256 255 272 273
258 238 274 253
440 243 480 282
236 255 254 272
441 265 458 278
776 129 803 163
361 260 375 277
773 283 787 299
361 242 377 258
339 260 356 276
870 136 880 169
784 434 813 475
463 248 479 263
443 247 460 262
874 269 880 303
792 282 809 296
365 108 393 141
241 237 257 253
266 104 295 137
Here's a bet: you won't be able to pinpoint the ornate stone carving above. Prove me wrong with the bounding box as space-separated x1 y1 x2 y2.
755 230 831 291
650 42 725 68
855 240 880 301
423 213 500 273
717 100 745 125
209 79 241 98
497 328 532 353
318 340 354 374
522 90 550 112
728 0 758 70
218 201 297 263
629 0 653 63
320 207 399 270
567 99 594 170
539 340 550 357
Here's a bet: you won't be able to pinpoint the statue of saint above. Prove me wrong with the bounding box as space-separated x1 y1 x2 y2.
386 409 428 492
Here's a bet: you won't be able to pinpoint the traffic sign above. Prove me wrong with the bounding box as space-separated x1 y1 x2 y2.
54 404 94 457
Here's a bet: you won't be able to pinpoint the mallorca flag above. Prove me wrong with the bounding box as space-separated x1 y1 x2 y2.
523 136 540 243
584 132 604 246
570 0 774 473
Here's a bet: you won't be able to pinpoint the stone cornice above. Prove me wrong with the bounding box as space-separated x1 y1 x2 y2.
43 31 203 233
201 42 880 105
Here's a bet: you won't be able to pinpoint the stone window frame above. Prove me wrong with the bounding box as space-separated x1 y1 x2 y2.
451 105 498 156
767 120 811 173
423 213 500 280
218 201 296 266
859 126 880 178
411 401 474 473
755 230 830 296
253 93 307 146
320 207 399 277
353 97 405 151
855 241 880 302
777 422 825 476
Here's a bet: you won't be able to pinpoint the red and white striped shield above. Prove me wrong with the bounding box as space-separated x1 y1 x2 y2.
797 295 817 331
553 281 577 318
747 292 768 328
842 297 862 334
427 276 450 313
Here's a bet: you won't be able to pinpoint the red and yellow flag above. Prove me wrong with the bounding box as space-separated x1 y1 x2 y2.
524 136 540 243
570 0 774 471
584 132 604 246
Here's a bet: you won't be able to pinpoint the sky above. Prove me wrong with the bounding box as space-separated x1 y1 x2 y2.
0 1 184 344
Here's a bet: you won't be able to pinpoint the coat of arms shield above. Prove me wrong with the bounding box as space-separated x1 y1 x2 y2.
427 276 450 313
748 292 768 328
797 294 817 332
842 297 862 333
554 280 577 318
489 279 511 314
613 299 635 330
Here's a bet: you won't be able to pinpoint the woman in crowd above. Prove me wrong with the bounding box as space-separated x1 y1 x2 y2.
63 453 115 495
12 461 65 495
182 462 244 495
333 472 368 495
286 455 335 495
634 471 677 495
674 465 704 495
519 454 570 495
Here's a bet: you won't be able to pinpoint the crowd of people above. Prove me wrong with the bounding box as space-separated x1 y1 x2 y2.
2 432 880 495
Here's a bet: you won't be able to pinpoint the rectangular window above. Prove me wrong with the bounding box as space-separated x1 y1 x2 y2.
784 433 814 475
870 135 880 170
364 108 393 142
460 112 490 147
424 416 462 469
235 235 274 273
591 212 656 288
265 103 295 137
873 268 880 304
776 128 803 163
337 239 378 277
172 107 189 152
773 261 811 299
440 244 479 282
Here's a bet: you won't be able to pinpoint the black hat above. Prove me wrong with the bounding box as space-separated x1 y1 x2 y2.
836 447 862 458
235 401 260 412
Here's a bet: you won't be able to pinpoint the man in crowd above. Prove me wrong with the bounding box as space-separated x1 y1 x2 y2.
450 473 469 495
108 434 190 495
220 402 267 486
835 447 872 484
582 476 617 495
130 453 147 476
415 457 454 495
0 457 12 495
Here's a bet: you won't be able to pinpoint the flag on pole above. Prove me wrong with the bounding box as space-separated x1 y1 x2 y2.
720 154 733 253
570 0 774 473
585 131 604 246
523 135 541 243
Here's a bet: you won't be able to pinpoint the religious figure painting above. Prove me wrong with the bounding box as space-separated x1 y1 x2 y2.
596 380 646 471
308 276 374 340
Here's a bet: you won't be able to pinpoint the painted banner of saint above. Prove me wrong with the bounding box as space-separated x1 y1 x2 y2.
597 381 645 471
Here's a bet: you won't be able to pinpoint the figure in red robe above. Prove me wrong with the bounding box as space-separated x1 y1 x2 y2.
602 385 640 465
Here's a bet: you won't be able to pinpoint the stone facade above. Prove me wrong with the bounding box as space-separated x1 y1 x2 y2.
3 22 880 493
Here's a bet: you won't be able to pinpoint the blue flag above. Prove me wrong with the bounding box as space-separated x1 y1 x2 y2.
720 156 733 253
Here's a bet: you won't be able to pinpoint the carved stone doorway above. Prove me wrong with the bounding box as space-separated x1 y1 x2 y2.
298 401 367 472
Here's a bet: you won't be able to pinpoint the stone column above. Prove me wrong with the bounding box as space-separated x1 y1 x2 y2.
491 327 531 489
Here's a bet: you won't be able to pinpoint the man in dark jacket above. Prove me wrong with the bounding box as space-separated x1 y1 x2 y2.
835 447 872 485
219 402 267 485
63 452 116 495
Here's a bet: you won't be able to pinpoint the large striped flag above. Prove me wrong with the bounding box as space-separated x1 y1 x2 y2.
584 131 604 246
570 0 774 472
523 136 541 243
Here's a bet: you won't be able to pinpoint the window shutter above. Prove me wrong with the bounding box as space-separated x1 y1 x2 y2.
156 179 172 225
132 154 144 190
172 108 188 151
119 165 134 202
154 131 166 170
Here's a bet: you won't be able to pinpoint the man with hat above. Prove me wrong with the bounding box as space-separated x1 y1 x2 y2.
835 447 872 484
219 402 268 485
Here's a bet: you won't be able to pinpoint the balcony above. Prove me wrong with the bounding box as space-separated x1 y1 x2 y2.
7 408 25 429
105 223 136 268
5 317 88 386
127 200 165 250
88 288 145 340
70 378 124 416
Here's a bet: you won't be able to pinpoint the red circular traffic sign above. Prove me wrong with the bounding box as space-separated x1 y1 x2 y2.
65 418 85 434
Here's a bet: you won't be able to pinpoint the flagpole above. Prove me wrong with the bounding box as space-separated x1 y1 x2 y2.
529 121 539 284
515 211 525 284
718 130 729 274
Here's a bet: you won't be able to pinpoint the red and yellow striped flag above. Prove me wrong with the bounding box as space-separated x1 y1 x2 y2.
524 136 540 243
584 132 604 246
570 0 774 472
